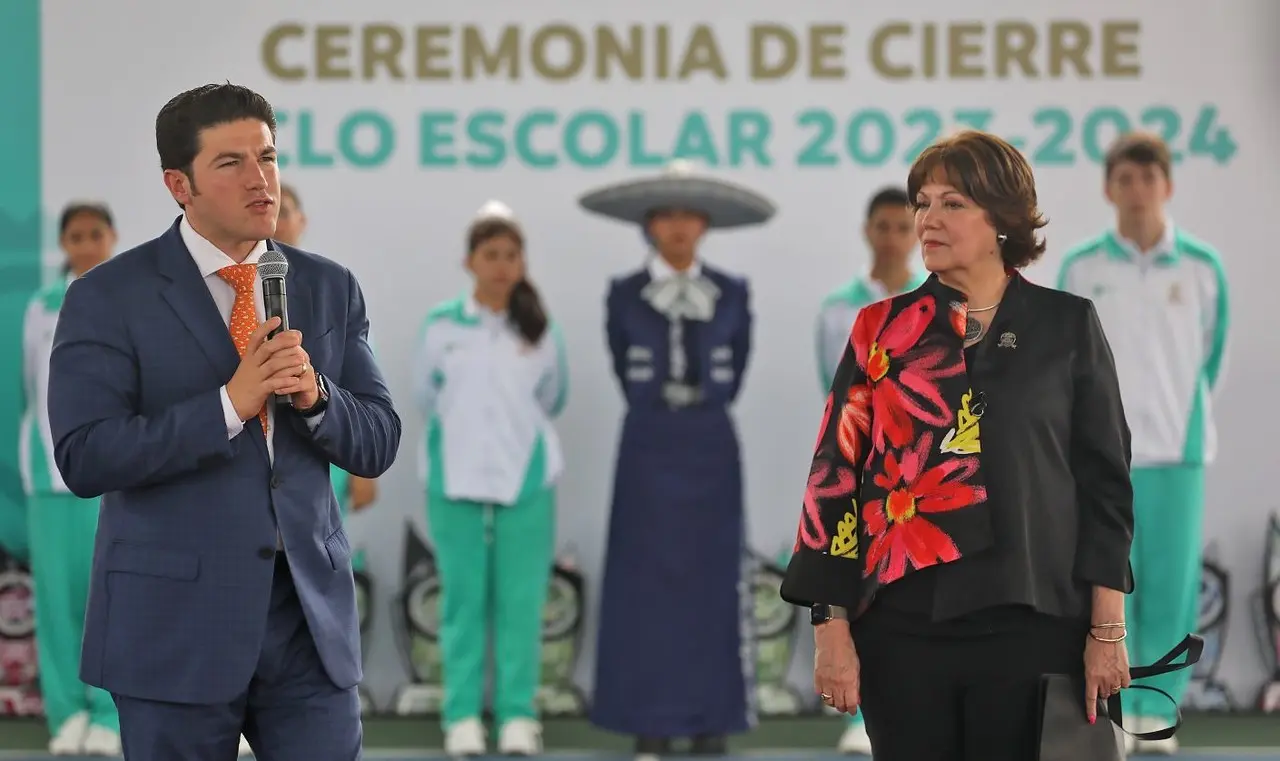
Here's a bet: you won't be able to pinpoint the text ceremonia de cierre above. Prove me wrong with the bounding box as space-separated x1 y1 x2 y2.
259 20 1144 83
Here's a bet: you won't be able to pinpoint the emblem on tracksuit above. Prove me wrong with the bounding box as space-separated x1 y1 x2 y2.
997 332 1017 349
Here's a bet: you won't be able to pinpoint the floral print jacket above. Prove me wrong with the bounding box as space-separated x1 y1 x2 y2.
780 272 1135 619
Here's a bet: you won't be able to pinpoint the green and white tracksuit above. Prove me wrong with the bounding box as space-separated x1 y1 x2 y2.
1058 226 1229 723
814 269 928 733
815 271 930 391
413 296 569 729
19 278 119 736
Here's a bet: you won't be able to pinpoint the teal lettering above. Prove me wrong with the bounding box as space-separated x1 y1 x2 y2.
297 111 335 167
1081 107 1131 165
563 111 618 168
514 110 557 169
1138 106 1185 164
846 109 894 167
728 110 771 168
627 111 665 168
337 111 395 169
671 111 719 166
1031 108 1074 166
465 110 506 168
419 112 458 167
276 111 292 168
901 109 941 165
1187 106 1237 165
952 109 993 131
796 109 838 167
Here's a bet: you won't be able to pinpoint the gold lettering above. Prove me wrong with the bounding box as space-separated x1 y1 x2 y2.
596 25 643 79
867 20 1140 81
314 25 352 80
531 24 585 80
868 22 911 80
808 25 845 79
946 23 983 78
1101 21 1141 77
462 26 518 79
261 23 306 80
750 24 798 80
361 25 404 80
994 22 1037 78
414 26 451 80
830 509 859 558
678 24 727 80
258 23 758 82
1048 21 1091 78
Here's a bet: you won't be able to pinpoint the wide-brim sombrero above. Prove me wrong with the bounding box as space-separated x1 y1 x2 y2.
577 160 777 230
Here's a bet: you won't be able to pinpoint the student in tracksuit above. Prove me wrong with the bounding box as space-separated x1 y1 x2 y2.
811 187 926 755
1057 133 1229 757
815 187 929 391
414 201 569 758
275 184 379 547
21 202 120 755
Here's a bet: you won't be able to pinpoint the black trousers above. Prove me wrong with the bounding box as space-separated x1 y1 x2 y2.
853 606 1087 761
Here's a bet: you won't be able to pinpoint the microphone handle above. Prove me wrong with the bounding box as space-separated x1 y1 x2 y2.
262 278 292 404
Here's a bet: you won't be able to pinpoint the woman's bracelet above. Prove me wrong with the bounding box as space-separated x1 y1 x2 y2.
1090 622 1126 630
1089 630 1127 643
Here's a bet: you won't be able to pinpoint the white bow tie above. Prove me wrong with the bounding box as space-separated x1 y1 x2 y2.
641 273 720 322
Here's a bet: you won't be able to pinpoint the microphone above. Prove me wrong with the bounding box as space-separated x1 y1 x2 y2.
258 249 291 404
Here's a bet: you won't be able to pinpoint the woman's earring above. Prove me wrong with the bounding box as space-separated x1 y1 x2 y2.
996 233 1008 245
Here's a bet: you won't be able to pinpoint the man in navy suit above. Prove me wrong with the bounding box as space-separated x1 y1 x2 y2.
46 83 401 760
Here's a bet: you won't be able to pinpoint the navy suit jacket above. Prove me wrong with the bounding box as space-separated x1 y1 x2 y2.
47 218 401 705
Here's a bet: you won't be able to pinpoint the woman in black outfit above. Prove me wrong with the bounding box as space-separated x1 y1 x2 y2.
780 130 1135 760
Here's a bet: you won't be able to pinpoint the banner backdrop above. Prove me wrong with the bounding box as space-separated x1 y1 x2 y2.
13 0 1279 714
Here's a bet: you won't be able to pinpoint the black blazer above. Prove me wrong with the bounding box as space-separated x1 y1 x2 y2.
779 272 1134 622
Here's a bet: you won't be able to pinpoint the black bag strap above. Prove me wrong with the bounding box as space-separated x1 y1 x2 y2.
1105 634 1204 741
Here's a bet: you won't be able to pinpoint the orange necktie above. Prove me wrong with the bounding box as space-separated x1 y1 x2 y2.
216 264 268 436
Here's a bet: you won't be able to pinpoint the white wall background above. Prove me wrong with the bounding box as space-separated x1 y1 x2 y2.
41 0 1280 710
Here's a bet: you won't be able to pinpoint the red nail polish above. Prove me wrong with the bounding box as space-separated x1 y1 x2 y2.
1088 716 1096 725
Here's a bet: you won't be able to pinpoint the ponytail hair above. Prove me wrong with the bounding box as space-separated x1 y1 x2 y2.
508 278 549 344
466 216 549 344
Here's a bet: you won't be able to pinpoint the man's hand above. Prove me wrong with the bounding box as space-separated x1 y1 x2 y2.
225 318 310 421
273 333 319 409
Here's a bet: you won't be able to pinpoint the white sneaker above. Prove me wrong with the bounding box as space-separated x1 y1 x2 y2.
82 724 123 756
1133 716 1179 755
239 734 255 756
498 718 543 755
445 717 487 757
836 721 872 755
48 711 90 755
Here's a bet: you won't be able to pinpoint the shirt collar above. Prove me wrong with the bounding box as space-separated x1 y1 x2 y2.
1106 220 1178 264
861 268 927 300
648 254 702 281
179 215 268 278
462 293 507 321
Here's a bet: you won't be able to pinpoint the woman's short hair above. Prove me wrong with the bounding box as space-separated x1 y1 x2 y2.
907 130 1048 269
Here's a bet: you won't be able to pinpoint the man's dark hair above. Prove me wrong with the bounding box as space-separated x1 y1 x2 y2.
155 83 276 206
865 187 910 220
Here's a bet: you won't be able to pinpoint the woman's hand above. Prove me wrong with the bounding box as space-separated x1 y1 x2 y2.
814 620 861 715
1083 631 1131 723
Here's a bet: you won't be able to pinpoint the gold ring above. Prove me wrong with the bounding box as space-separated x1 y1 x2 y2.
820 693 833 701
300 363 309 375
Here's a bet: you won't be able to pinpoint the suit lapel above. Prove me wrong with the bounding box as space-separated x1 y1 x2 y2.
157 222 241 379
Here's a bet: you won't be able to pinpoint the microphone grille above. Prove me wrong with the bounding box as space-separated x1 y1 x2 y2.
258 249 288 279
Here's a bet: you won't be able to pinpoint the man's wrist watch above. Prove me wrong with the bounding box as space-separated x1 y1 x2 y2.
811 604 849 626
296 373 329 418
